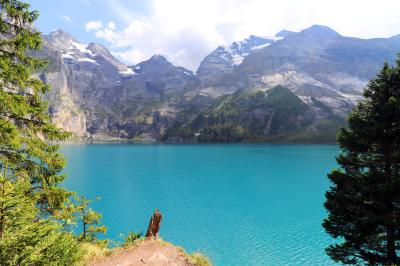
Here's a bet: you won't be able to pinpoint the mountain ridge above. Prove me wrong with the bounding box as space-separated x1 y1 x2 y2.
36 25 400 142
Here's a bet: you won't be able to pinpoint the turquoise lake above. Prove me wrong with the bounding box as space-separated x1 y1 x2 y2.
62 144 340 265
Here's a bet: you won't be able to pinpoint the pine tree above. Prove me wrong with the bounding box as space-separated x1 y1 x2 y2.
75 196 107 244
0 164 82 265
323 57 400 265
0 1 84 264
0 0 71 213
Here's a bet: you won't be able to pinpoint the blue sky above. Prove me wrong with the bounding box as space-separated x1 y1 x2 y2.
27 0 400 70
29 0 148 43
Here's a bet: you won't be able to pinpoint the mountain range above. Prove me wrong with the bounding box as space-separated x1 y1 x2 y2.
35 25 400 142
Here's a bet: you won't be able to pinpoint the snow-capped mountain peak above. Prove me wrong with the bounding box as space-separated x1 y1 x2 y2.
60 40 99 65
69 41 96 57
216 34 288 66
197 34 288 83
45 30 101 65
219 35 274 65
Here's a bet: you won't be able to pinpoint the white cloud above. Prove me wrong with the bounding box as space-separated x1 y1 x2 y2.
89 0 400 70
107 21 116 30
85 20 103 32
61 14 71 22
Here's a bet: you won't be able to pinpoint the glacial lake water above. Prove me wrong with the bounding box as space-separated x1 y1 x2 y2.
62 144 340 265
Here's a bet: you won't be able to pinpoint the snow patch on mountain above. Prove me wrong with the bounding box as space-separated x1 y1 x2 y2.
119 67 136 76
251 43 271 50
217 35 286 66
70 41 96 57
273 36 284 41
179 69 193 75
59 40 102 65
77 57 98 64
231 53 246 65
61 52 74 59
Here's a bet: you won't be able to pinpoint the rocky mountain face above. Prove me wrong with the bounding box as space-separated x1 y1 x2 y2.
37 30 199 140
197 35 277 86
195 25 400 115
37 26 400 142
36 29 127 138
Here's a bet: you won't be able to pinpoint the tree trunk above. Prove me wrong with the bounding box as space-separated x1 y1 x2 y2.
387 222 397 264
82 209 86 240
383 143 397 264
0 166 6 239
0 186 3 239
145 209 162 238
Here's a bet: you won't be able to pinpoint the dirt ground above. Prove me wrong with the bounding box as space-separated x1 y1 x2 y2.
89 239 195 266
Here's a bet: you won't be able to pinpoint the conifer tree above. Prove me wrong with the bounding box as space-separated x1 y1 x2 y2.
75 196 107 244
0 165 81 265
323 57 400 265
0 1 83 264
0 0 71 213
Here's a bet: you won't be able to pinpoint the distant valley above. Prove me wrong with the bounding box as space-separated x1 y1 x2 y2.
35 25 400 143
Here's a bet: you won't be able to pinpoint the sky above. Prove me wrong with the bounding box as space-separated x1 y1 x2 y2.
28 0 400 70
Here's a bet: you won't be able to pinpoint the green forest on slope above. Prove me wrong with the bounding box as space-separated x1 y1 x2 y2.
164 86 346 143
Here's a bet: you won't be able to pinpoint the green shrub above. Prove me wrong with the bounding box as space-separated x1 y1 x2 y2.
188 252 212 266
123 231 142 247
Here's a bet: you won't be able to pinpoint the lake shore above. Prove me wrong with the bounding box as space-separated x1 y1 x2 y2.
57 135 338 145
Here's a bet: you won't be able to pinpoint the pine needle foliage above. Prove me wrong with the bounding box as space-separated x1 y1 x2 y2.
0 1 83 265
323 57 400 265
0 0 71 213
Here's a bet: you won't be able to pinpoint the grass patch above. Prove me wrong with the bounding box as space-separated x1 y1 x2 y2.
79 242 113 265
187 252 212 266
